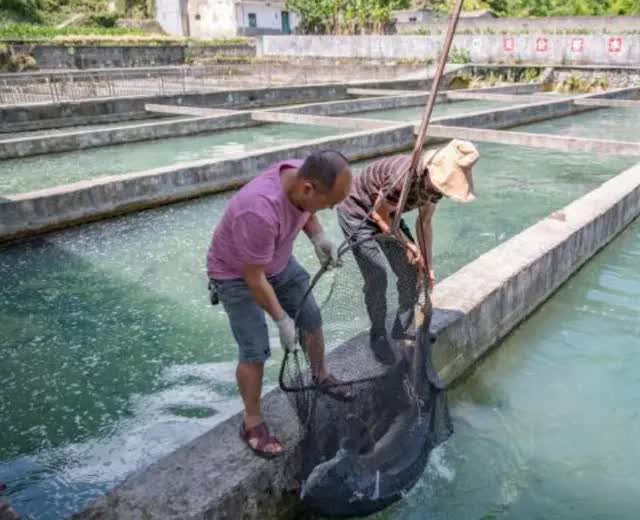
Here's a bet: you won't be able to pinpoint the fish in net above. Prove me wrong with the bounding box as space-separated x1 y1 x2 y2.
279 232 453 517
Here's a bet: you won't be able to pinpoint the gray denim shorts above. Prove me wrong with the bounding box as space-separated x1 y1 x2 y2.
211 257 322 364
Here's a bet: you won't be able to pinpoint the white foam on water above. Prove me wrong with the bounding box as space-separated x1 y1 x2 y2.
161 361 238 385
33 382 242 489
426 444 455 483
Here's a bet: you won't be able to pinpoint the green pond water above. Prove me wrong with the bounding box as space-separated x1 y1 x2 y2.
372 216 640 520
351 100 516 122
0 140 635 518
518 107 640 142
0 123 341 195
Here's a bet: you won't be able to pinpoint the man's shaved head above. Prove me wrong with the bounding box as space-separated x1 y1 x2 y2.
298 150 350 192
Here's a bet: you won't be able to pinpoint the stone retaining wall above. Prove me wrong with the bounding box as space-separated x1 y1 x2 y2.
262 34 640 66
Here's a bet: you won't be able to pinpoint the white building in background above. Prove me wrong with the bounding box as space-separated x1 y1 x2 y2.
156 0 298 38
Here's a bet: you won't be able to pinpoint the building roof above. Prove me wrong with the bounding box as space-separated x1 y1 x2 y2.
460 9 497 18
391 8 435 15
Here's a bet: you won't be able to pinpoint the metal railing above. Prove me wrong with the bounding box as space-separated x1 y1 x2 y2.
0 62 433 106
0 67 240 105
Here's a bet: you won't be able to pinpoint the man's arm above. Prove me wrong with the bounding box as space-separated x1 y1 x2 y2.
373 194 424 268
303 213 323 238
243 264 297 351
417 203 437 290
304 213 340 268
243 264 285 321
371 194 394 234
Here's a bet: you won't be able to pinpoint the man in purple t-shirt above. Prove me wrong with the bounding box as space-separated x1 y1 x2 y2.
207 150 352 458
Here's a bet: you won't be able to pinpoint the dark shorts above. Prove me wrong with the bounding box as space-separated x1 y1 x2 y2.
211 257 322 364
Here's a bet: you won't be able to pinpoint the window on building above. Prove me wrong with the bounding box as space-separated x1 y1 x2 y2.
409 17 417 22
248 13 257 28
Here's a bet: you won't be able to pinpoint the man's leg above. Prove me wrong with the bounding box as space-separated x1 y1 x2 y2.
352 238 389 340
383 246 418 339
337 211 394 363
270 258 327 380
379 220 418 339
272 258 355 399
236 362 264 428
215 278 282 454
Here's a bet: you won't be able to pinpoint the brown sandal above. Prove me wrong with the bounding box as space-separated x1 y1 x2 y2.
240 422 284 459
315 374 356 402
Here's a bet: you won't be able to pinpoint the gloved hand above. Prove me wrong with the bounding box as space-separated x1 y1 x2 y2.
310 231 341 270
275 313 297 352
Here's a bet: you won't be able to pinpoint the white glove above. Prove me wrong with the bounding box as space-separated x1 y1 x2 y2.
275 314 297 352
310 231 341 269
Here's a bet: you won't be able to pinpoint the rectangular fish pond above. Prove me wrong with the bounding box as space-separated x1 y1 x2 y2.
515 106 640 142
0 139 636 518
0 123 344 195
4 116 184 140
349 100 520 122
369 216 640 520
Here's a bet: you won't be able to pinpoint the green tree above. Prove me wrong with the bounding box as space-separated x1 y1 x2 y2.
287 0 409 34
0 0 44 22
609 0 640 14
550 0 609 15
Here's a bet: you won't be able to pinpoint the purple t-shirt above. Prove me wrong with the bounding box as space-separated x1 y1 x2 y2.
207 159 309 280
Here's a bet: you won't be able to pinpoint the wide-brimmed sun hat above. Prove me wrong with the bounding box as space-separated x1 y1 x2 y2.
422 139 480 203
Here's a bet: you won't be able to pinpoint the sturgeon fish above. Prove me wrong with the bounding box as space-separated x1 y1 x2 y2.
300 317 451 517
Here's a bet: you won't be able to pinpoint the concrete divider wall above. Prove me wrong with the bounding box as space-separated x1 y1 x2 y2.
73 156 640 520
0 84 349 133
0 113 255 160
280 93 432 116
0 81 541 159
432 97 589 129
432 160 640 384
5 87 639 240
262 34 640 66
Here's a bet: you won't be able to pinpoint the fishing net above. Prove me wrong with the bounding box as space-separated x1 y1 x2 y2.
279 231 453 517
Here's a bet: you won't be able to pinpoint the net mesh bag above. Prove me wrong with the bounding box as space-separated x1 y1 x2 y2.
279 232 453 518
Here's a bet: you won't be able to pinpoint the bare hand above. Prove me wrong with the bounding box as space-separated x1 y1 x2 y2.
405 243 425 270
428 269 436 292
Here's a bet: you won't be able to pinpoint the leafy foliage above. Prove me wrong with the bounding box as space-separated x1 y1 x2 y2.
89 11 120 28
286 0 411 34
0 22 144 39
434 0 640 15
448 46 471 62
287 0 640 35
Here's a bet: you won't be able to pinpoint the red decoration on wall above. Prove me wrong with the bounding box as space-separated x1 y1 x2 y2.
608 37 623 53
536 38 548 52
570 38 585 53
504 37 514 52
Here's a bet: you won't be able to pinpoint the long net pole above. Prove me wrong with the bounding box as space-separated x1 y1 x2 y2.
392 0 466 235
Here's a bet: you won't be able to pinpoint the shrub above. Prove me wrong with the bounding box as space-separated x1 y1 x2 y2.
0 0 44 23
448 47 471 64
89 11 120 28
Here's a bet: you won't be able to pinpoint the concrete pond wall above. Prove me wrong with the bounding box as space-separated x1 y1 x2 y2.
3 85 638 241
0 70 462 134
262 34 640 66
6 43 256 70
0 83 349 133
